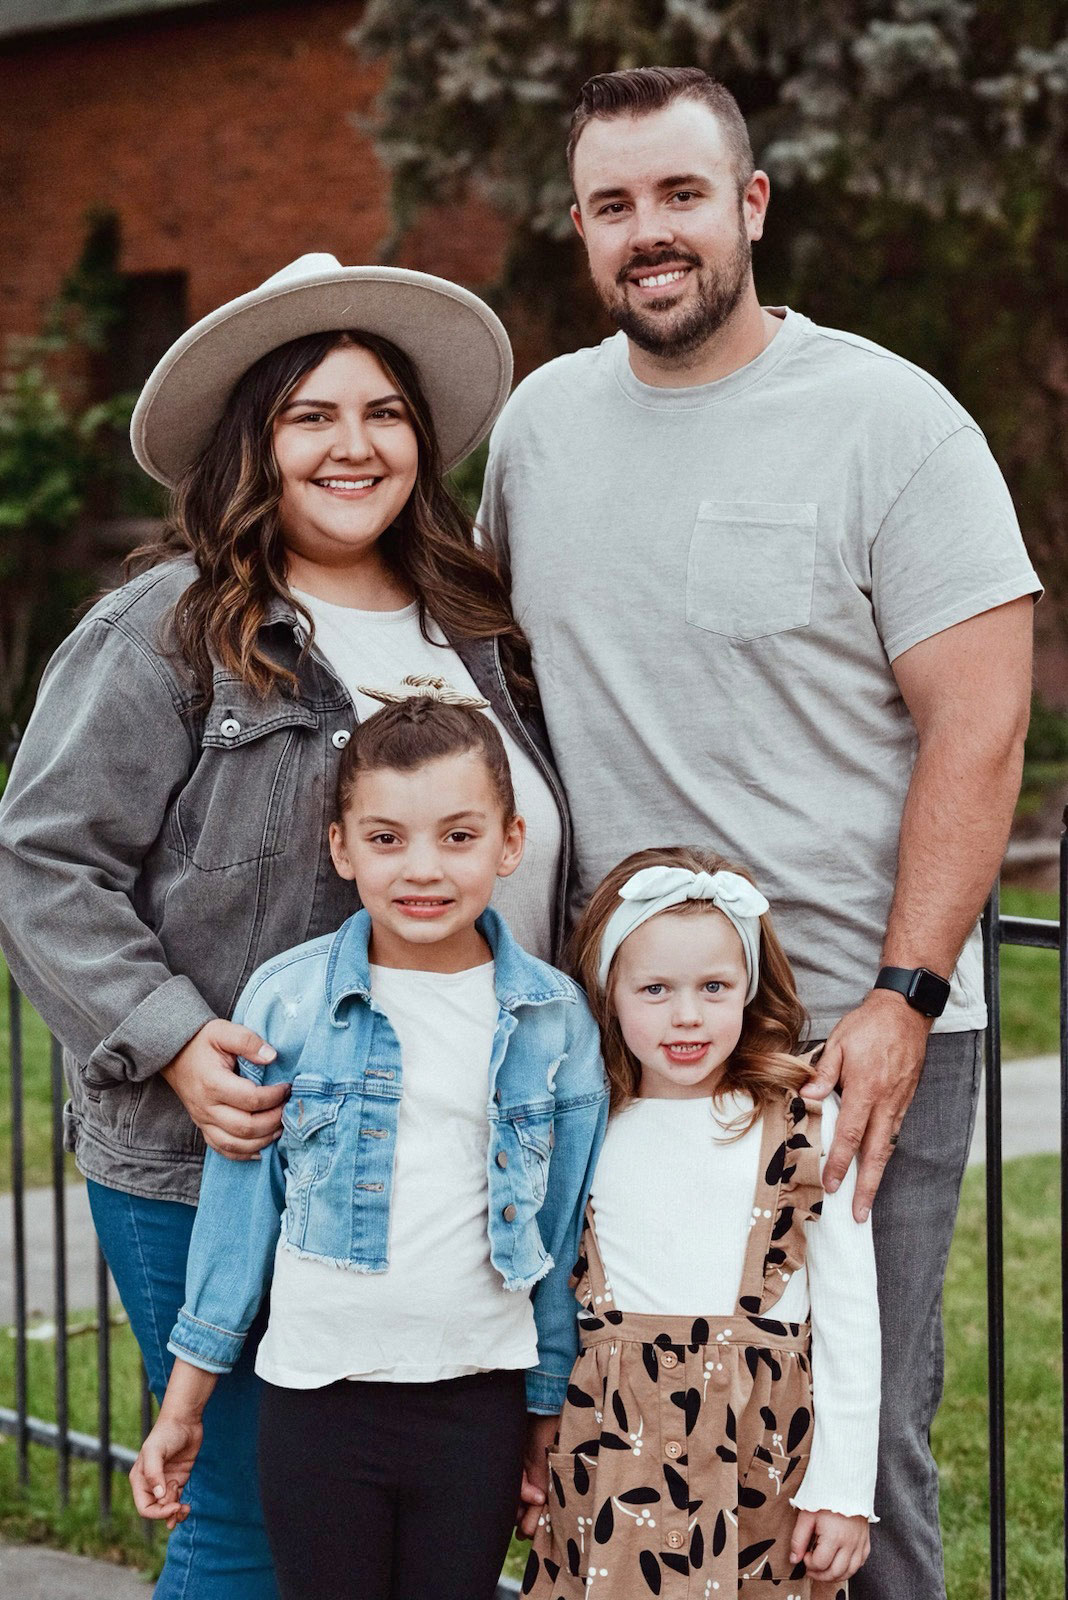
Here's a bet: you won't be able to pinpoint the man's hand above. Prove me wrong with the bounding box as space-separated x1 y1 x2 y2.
515 1413 559 1538
790 1508 870 1583
805 990 932 1221
161 1019 288 1160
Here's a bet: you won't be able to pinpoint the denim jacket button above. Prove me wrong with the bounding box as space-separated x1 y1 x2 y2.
502 1203 518 1222
331 729 350 750
220 717 241 738
496 1150 509 1169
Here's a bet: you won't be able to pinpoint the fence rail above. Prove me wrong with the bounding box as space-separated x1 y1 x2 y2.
4 828 1068 1600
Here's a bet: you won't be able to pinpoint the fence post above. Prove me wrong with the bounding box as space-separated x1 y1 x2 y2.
981 888 1007 1600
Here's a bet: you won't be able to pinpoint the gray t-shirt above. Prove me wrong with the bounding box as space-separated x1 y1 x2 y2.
478 309 1040 1035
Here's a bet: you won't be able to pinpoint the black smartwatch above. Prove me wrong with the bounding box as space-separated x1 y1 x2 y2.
873 966 951 1018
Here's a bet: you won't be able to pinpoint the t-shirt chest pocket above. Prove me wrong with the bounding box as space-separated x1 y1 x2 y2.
686 500 818 642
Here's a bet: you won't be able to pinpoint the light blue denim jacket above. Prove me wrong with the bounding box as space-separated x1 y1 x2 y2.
168 908 608 1413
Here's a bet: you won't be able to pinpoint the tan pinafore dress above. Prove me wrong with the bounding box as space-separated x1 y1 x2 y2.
522 1091 848 1600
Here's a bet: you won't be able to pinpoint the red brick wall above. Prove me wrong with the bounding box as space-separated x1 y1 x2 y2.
0 1 509 357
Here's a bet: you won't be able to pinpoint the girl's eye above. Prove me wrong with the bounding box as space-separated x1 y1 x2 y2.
643 983 665 996
704 981 722 994
446 830 474 844
370 832 398 846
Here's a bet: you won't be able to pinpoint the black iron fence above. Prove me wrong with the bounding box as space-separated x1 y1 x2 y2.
3 832 1068 1599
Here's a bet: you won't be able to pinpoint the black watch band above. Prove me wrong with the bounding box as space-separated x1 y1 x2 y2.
874 965 951 1018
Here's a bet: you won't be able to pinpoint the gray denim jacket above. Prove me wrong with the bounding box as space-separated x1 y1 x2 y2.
0 558 572 1203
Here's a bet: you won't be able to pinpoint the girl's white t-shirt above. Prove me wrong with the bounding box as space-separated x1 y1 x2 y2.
293 589 561 962
590 1091 880 1520
254 961 537 1388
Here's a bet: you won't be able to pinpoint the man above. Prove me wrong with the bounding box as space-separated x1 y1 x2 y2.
480 66 1039 1599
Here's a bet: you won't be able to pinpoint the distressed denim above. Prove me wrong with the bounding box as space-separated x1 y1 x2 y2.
169 908 608 1413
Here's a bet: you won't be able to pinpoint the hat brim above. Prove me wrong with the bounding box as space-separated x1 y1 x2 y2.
130 266 513 486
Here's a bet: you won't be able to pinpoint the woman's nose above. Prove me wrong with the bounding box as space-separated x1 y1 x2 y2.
329 416 374 461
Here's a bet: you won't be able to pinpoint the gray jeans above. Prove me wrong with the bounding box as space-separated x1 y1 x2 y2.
844 1028 984 1600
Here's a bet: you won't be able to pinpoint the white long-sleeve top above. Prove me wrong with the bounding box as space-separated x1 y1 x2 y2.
589 1091 880 1520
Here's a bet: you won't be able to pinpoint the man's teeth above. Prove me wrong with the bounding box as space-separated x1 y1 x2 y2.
317 477 376 489
637 269 688 288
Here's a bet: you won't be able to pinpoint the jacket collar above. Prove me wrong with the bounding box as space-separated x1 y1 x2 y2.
324 906 575 1018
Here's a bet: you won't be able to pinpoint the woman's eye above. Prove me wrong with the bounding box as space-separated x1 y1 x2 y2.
294 410 328 424
369 406 405 422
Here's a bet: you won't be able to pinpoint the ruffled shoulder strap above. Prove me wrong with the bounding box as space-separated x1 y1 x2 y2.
736 1090 824 1319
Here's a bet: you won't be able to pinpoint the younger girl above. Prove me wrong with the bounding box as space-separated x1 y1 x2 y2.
522 846 879 1600
130 684 608 1600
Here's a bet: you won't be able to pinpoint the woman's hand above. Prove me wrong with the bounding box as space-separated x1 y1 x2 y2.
129 1413 203 1530
790 1508 871 1582
515 1413 559 1538
162 1019 289 1159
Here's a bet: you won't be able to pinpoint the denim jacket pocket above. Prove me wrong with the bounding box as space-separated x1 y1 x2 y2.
281 1080 342 1188
508 1102 555 1205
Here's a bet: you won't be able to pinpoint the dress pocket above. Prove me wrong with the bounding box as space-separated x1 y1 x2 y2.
686 500 818 641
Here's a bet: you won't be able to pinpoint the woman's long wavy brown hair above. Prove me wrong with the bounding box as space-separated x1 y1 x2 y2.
128 329 532 705
573 845 812 1125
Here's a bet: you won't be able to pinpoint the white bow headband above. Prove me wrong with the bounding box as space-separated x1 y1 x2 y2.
597 866 770 1003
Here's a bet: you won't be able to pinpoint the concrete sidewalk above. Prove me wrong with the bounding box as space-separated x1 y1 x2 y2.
0 1537 150 1598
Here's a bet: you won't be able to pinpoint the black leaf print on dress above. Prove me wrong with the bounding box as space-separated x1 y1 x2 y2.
726 1405 737 1442
521 1550 539 1593
642 1344 660 1383
549 1461 565 1506
543 1557 559 1583
765 1141 786 1185
661 1553 689 1575
566 1538 581 1577
758 1348 783 1380
566 1384 596 1407
575 1436 601 1458
739 1483 768 1508
745 1345 760 1379
684 1387 701 1434
604 1309 624 1324
573 1455 589 1496
712 1508 727 1556
618 1487 660 1504
594 1496 614 1543
738 1538 776 1569
690 1523 704 1569
612 1391 629 1432
790 1095 806 1122
739 1293 762 1313
760 1405 776 1430
811 1198 824 1215
639 1549 662 1593
786 1406 811 1452
716 1444 737 1463
771 1206 794 1240
663 1463 689 1509
787 1132 810 1150
598 1433 631 1450
751 1316 790 1336
690 1316 709 1345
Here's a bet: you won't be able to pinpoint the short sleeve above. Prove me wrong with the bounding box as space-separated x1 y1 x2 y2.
871 425 1041 663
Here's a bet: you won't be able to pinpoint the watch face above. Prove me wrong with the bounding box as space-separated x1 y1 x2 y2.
908 968 950 1016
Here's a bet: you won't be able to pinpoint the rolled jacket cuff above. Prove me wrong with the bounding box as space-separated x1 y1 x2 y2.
168 1308 244 1375
526 1367 568 1415
84 976 216 1087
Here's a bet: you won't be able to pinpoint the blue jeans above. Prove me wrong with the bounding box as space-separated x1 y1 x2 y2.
87 1180 278 1600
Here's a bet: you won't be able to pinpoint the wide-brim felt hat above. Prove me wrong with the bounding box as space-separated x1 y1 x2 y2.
130 254 514 486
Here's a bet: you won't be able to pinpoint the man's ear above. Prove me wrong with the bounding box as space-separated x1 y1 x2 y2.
570 201 586 242
744 170 771 243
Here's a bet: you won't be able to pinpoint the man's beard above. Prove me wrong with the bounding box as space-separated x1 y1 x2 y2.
601 221 752 360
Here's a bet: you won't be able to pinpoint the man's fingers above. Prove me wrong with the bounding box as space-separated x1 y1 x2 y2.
206 1102 287 1141
201 1125 281 1160
851 1117 898 1221
822 1108 869 1194
803 1039 841 1099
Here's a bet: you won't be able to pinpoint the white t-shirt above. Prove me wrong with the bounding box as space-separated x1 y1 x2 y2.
254 961 537 1387
480 310 1041 1033
293 589 561 962
590 1092 880 1520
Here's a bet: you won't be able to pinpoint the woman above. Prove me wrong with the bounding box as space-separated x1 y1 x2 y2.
0 254 569 1597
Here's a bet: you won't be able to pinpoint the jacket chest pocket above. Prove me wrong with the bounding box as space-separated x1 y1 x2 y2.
686 500 818 642
282 1085 342 1187
508 1106 555 1204
172 684 319 871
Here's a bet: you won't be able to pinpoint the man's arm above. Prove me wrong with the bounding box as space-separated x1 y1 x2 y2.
809 595 1033 1220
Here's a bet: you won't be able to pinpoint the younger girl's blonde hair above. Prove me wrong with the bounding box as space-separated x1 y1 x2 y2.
573 845 811 1121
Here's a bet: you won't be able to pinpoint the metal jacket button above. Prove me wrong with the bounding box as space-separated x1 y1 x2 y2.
502 1203 518 1222
219 717 241 738
659 1350 678 1369
331 729 350 749
496 1151 508 1169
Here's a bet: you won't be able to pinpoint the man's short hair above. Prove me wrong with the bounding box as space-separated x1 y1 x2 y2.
567 66 754 193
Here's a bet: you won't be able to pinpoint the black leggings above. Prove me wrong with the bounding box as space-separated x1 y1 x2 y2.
257 1369 528 1600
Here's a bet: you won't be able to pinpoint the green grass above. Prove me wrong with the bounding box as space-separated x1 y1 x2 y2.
1 1156 1062 1593
998 887 1061 1058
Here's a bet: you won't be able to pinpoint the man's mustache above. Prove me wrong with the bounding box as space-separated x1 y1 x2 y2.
616 249 702 284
